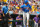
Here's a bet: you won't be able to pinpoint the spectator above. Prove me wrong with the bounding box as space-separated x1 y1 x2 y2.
16 6 20 10
9 2 13 9
0 6 3 14
8 7 14 15
33 15 39 27
35 2 39 9
3 0 7 2
16 15 22 27
15 2 18 6
28 0 31 5
32 1 36 5
12 0 15 4
7 1 10 7
36 9 40 15
2 3 8 15
36 0 40 5
13 6 16 10
32 5 37 12
32 5 38 15
19 9 23 14
38 6 40 9
15 9 18 14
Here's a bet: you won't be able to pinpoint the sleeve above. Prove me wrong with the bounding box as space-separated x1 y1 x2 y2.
29 4 31 9
20 5 24 8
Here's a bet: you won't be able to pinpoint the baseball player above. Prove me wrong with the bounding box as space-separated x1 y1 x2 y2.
21 0 31 27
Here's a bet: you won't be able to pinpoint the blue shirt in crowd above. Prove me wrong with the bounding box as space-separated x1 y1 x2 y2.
2 6 8 14
36 11 40 14
21 4 31 13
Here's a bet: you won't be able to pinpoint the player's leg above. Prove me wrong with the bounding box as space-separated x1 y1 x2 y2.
34 22 36 27
23 12 26 27
26 13 29 26
36 23 38 27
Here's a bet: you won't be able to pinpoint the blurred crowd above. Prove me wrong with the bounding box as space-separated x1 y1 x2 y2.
0 0 40 15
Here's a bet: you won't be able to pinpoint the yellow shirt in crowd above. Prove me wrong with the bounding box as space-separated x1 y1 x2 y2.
1 0 7 2
4 0 7 2
16 7 20 9
32 5 37 12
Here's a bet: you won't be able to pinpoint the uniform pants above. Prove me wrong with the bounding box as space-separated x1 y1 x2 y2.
16 25 22 27
23 12 29 26
34 22 38 27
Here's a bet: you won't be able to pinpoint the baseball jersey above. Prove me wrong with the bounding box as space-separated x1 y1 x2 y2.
33 17 39 23
16 16 22 25
21 4 31 13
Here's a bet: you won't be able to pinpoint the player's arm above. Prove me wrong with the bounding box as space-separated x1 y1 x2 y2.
29 4 31 10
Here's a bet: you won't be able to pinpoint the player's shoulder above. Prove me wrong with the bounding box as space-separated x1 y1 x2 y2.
22 4 26 6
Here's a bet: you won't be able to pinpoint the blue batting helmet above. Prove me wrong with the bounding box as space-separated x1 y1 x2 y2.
24 0 28 4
